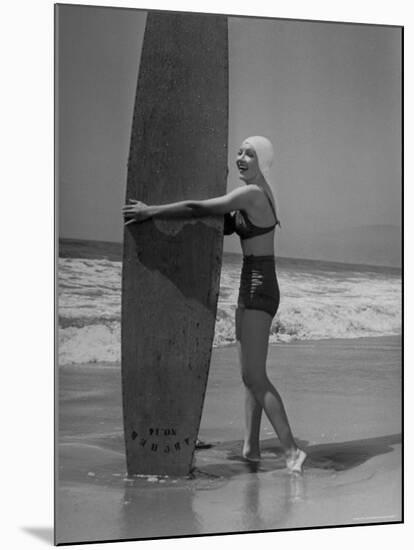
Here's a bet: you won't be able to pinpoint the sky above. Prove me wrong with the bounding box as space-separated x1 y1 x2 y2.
57 5 402 265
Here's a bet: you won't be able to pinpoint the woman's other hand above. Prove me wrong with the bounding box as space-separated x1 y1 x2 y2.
122 199 150 225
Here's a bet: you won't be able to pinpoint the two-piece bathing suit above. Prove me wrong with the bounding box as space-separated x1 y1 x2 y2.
224 191 280 319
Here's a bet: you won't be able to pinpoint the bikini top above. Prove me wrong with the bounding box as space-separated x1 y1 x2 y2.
224 192 278 240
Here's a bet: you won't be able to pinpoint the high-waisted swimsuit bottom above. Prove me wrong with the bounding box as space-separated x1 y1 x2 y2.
237 255 280 318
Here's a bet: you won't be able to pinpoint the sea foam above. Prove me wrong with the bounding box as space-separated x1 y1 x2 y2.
58 256 401 365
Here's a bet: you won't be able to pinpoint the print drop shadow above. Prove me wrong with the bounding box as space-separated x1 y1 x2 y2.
126 219 222 310
21 527 54 544
194 433 401 478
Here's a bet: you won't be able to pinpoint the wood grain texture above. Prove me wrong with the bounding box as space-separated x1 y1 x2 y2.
121 12 228 476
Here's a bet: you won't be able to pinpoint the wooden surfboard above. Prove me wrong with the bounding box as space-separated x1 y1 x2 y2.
121 12 228 476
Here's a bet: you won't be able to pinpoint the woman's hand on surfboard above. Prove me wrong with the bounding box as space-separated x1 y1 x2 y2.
123 199 150 225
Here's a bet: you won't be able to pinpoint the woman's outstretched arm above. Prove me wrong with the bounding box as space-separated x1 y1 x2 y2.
122 185 261 225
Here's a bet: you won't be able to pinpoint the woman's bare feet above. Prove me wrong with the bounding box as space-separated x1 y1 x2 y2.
286 449 307 474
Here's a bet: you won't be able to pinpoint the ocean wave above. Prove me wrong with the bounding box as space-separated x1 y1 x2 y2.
58 298 401 365
59 322 120 365
58 257 401 365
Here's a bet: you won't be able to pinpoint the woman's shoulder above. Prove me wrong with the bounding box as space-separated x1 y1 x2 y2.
227 184 262 204
244 184 265 201
249 184 274 206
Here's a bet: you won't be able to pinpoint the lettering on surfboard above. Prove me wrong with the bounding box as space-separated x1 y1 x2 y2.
130 428 192 453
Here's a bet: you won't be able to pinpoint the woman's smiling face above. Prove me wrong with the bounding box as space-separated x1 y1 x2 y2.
236 141 260 182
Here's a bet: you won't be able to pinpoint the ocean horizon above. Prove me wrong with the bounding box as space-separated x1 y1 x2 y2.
59 237 401 273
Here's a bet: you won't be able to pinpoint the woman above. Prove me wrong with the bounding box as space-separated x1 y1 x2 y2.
122 136 306 473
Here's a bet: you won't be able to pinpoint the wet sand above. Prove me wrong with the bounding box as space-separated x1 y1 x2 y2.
56 336 402 544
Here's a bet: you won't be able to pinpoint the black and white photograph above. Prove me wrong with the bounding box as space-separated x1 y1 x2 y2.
55 2 402 546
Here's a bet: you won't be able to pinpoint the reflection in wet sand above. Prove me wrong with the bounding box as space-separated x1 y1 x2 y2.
122 481 202 538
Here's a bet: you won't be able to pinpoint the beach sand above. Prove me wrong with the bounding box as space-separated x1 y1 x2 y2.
56 336 402 544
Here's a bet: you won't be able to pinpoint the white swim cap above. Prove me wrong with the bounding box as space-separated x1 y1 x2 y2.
243 136 274 183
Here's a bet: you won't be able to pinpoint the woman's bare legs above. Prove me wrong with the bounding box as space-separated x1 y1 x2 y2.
237 308 306 471
236 308 262 460
242 385 262 460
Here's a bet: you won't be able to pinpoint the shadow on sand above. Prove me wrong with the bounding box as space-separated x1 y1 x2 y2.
194 433 401 478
